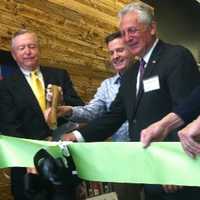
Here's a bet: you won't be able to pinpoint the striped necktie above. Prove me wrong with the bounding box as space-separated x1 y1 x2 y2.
30 70 46 112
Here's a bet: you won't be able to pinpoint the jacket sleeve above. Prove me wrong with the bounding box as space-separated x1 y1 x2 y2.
77 86 126 142
173 85 200 124
0 81 24 137
70 80 108 122
166 47 200 108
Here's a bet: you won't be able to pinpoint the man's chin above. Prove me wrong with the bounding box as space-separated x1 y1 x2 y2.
128 46 141 56
22 63 38 70
114 65 126 72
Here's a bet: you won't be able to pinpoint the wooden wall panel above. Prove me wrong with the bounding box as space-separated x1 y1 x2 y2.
0 1 135 199
0 0 131 101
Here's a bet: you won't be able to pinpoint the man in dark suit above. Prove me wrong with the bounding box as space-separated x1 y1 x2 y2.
0 29 84 200
62 2 200 200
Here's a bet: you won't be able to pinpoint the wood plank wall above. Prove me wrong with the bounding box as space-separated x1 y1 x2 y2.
0 1 134 199
0 0 132 101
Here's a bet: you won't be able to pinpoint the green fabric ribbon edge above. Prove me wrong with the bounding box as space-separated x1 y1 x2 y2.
0 135 63 168
1 135 200 186
69 142 200 186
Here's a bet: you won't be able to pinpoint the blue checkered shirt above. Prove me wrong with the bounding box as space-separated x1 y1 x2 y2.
70 74 129 141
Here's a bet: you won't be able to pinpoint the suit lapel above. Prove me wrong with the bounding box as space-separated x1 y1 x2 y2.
40 67 51 88
125 62 139 120
13 69 44 115
143 40 163 79
132 40 164 118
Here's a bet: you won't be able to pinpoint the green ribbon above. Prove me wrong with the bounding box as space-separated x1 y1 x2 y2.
1 135 200 186
0 135 64 168
69 142 200 186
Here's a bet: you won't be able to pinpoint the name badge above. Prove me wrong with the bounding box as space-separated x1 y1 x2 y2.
143 76 160 92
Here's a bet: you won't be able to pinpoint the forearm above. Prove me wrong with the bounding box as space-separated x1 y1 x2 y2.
141 112 185 147
70 105 105 123
79 113 125 142
159 112 184 135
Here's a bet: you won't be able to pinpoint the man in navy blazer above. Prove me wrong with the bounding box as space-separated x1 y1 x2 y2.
63 2 200 200
0 29 84 200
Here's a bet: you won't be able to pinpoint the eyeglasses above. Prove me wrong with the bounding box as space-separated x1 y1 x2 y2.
121 26 144 37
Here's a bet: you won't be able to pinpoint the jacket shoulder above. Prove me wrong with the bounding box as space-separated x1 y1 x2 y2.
41 66 67 73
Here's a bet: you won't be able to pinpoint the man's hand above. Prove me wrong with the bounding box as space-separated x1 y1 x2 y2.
162 185 183 193
43 106 72 123
61 133 77 141
140 113 184 148
46 84 63 106
27 167 37 174
178 116 200 158
57 106 73 118
44 107 51 122
140 121 168 148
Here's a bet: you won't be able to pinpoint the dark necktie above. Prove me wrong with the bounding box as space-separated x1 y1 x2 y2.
137 59 146 96
115 76 121 84
139 58 146 84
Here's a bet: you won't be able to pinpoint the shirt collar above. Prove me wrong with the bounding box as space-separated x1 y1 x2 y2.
20 67 40 77
114 73 122 84
143 38 159 66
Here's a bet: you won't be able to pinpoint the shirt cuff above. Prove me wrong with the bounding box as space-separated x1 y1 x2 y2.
73 130 85 142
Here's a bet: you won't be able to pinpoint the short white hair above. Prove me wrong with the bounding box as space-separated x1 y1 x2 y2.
118 1 155 25
11 29 38 48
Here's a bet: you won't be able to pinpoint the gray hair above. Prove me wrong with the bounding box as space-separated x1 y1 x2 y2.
11 29 38 48
118 1 155 25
